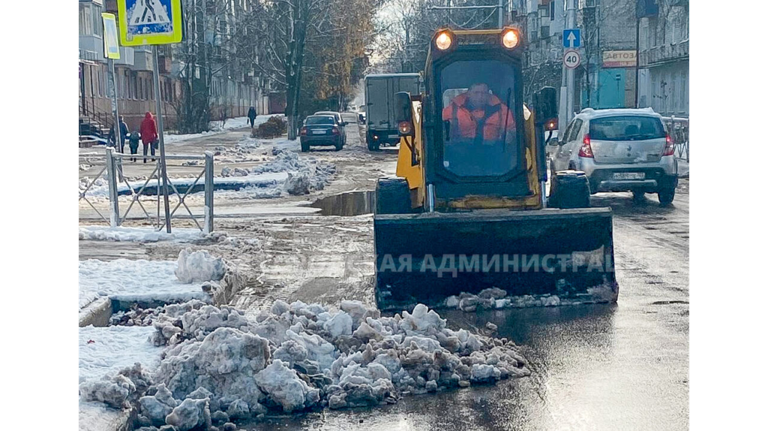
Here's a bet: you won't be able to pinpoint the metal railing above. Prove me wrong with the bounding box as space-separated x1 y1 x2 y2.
662 116 689 161
79 148 215 233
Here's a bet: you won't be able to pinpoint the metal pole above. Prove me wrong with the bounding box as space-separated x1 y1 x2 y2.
204 151 214 234
105 148 120 227
153 45 172 233
498 0 504 28
108 58 122 153
635 13 641 108
565 0 576 123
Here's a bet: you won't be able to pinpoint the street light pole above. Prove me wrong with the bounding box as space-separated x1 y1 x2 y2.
558 0 577 136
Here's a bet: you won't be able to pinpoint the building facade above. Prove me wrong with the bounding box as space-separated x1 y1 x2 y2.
78 0 269 134
637 0 689 117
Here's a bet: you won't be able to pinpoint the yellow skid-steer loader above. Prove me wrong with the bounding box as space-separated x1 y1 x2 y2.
374 28 618 310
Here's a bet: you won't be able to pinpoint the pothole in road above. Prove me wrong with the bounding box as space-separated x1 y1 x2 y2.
311 190 375 216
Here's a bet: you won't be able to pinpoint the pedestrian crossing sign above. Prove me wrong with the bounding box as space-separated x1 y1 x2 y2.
118 0 183 46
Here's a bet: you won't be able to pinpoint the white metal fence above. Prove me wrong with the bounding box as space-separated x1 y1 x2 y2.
78 148 215 232
662 116 689 162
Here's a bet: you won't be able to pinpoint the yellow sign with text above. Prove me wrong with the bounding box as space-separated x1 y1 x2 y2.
102 13 121 59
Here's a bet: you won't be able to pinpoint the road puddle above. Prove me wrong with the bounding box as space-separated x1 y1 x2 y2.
311 190 374 216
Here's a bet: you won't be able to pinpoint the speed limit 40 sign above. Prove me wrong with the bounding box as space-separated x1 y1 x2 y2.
564 49 581 69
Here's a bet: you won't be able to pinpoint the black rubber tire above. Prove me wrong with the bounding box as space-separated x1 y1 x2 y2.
632 190 646 203
658 187 676 206
549 171 590 209
301 142 309 152
335 140 343 151
375 178 415 215
367 133 380 151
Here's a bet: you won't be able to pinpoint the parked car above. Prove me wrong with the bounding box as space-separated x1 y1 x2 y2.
300 115 344 152
549 108 678 205
314 111 347 146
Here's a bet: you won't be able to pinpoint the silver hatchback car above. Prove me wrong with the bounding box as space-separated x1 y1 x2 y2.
549 108 678 205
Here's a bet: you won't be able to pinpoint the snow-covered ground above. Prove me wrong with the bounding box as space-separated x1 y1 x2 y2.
165 115 282 145
79 226 207 242
79 259 209 309
79 325 163 384
80 143 335 202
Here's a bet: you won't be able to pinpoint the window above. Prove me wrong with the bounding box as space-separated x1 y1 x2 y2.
138 79 143 100
541 26 550 39
539 5 549 18
588 116 665 141
568 119 583 142
439 60 520 177
550 1 556 21
79 4 92 35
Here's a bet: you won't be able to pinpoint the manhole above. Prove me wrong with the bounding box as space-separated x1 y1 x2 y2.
311 190 375 216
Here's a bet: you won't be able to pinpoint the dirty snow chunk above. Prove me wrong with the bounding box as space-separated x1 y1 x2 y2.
226 399 250 420
165 398 211 431
175 249 226 283
285 171 311 195
470 364 502 383
179 305 251 340
324 311 353 338
139 384 178 426
328 393 347 409
404 336 444 353
485 322 498 332
254 360 320 412
80 374 136 409
352 322 382 342
285 329 338 371
444 296 460 308
273 340 309 367
340 300 370 326
542 295 561 307
399 304 446 335
478 288 507 300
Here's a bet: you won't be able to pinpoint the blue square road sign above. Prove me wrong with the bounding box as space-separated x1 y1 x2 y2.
563 29 581 48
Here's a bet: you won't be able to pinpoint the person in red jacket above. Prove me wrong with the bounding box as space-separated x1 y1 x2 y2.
140 111 158 163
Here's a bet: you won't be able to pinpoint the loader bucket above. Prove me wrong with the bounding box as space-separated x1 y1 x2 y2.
374 208 618 311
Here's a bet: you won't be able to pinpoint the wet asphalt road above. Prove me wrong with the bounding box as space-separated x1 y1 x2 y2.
243 120 689 430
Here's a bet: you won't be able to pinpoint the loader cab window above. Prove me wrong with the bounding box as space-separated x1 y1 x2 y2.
440 60 520 177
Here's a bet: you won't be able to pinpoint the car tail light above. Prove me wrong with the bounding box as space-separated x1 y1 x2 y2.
300 127 307 136
578 134 594 158
331 127 340 135
663 133 674 156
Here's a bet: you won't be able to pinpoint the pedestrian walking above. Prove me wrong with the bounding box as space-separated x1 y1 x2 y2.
140 112 158 163
128 131 141 162
108 116 129 152
248 106 257 128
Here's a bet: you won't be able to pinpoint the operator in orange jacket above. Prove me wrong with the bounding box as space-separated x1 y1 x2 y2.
442 83 516 145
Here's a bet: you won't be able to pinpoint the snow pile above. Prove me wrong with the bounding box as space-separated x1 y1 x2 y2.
442 284 618 311
86 300 530 427
175 248 226 283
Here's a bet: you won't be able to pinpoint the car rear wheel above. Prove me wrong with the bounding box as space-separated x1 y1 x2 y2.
301 142 309 152
335 141 343 151
632 190 646 203
658 187 675 206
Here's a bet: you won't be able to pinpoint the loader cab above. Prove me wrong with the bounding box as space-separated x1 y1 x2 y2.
421 28 536 209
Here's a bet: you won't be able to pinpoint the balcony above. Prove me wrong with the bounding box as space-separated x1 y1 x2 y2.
131 46 154 71
79 35 105 63
639 39 688 67
115 47 134 66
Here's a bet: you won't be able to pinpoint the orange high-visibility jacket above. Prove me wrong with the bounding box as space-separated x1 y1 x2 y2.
442 93 515 142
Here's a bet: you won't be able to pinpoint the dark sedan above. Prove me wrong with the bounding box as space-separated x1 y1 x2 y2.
300 115 344 152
